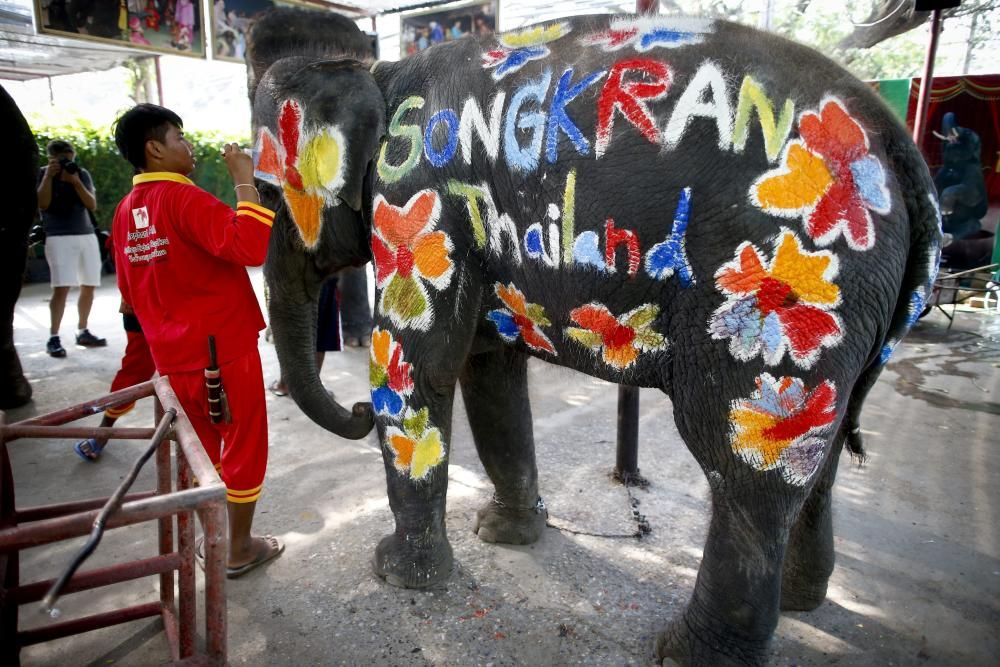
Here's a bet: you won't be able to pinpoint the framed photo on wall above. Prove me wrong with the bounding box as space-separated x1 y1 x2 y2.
209 0 274 62
34 0 206 58
400 1 497 58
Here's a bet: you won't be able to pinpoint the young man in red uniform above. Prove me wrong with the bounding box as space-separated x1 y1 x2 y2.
112 103 282 578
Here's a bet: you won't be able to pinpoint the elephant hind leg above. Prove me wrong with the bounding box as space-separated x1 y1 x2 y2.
656 373 843 666
460 344 546 545
780 433 844 611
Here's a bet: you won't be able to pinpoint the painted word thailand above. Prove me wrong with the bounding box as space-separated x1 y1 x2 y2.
447 173 694 278
377 59 795 182
255 99 346 248
729 373 837 486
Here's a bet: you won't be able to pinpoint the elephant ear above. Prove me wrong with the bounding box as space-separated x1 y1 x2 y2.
252 58 385 249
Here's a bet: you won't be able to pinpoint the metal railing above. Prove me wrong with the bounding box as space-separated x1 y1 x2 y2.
0 377 228 665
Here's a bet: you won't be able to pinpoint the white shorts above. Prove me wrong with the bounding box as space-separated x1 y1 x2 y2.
45 234 102 287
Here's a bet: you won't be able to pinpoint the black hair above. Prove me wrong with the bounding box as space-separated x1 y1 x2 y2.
112 103 184 171
46 139 73 156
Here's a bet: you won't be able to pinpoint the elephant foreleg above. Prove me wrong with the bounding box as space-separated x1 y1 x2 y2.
780 436 843 611
460 344 546 545
373 376 458 589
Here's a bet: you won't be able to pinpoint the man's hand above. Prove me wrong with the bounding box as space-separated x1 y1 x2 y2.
43 157 62 181
223 143 255 187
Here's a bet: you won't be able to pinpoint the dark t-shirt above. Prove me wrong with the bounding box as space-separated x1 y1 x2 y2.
37 167 95 236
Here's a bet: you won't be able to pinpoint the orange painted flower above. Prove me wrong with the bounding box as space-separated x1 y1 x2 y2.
371 190 455 330
385 407 445 481
565 302 666 369
750 97 891 251
730 373 837 486
254 99 346 248
709 231 842 369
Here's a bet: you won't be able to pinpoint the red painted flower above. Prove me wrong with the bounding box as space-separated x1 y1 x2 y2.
751 97 891 251
565 302 666 369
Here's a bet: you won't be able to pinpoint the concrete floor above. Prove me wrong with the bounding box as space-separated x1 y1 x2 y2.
5 271 999 666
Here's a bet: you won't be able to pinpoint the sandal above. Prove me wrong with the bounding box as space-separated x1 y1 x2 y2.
268 380 288 397
74 438 105 462
227 536 284 579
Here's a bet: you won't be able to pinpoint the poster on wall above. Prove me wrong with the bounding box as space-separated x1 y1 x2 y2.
400 1 496 57
34 0 205 57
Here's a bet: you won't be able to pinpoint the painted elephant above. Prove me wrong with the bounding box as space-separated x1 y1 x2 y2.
250 10 941 666
933 111 988 240
0 85 38 409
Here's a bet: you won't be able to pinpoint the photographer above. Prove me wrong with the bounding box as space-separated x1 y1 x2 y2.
37 139 106 357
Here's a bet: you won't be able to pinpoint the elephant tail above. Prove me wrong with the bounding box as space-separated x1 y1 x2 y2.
841 124 943 461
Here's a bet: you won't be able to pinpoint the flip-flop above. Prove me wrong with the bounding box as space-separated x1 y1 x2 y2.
227 536 284 579
268 381 288 397
74 438 104 462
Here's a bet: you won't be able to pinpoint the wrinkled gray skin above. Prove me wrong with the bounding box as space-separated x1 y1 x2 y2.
250 11 940 666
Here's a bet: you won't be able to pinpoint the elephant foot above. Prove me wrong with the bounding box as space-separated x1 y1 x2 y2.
655 616 770 667
0 375 32 410
372 533 453 589
473 495 547 545
779 579 828 611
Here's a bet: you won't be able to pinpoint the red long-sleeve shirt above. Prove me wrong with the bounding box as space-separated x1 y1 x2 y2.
112 172 275 374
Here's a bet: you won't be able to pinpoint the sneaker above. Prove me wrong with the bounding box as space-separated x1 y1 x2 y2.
47 336 67 358
76 329 107 347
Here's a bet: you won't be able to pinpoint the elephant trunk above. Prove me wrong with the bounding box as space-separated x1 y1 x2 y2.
268 288 374 440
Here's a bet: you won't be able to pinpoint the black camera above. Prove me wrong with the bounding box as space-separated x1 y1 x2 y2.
58 156 79 175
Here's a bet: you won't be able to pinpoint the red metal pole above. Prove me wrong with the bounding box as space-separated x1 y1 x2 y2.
156 398 176 622
177 450 197 659
14 554 181 604
201 502 228 663
15 381 154 427
18 602 162 646
614 2 658 486
912 9 944 148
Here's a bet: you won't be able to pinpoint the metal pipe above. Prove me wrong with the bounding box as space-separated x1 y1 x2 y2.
3 426 156 443
0 485 224 552
155 378 220 485
41 409 177 614
14 554 181 604
612 0 659 485
912 9 944 148
177 452 196 658
156 412 175 615
15 381 154 427
16 492 157 523
18 602 162 646
200 502 227 661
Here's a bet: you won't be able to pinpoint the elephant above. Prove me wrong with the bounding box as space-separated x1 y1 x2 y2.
0 85 38 409
933 111 988 240
249 10 941 666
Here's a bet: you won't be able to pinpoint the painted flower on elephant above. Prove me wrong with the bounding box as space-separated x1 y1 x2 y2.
385 407 445 481
254 98 346 249
486 283 557 355
709 230 842 369
729 373 837 486
482 22 570 80
369 329 414 417
372 189 454 331
565 303 667 369
750 97 891 252
579 16 713 52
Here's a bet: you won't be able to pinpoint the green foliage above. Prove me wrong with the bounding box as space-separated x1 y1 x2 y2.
33 121 248 231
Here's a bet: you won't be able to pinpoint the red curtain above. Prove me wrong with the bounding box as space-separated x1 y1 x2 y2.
906 74 1000 203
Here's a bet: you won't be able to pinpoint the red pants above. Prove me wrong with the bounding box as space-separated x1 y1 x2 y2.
167 350 268 504
105 329 157 419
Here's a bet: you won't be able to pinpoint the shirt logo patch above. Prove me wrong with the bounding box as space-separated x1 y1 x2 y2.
132 206 149 229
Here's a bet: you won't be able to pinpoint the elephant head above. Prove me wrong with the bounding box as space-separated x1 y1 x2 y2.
253 57 385 439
